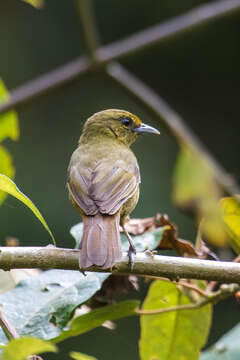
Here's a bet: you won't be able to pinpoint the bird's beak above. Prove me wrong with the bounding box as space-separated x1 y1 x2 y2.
132 123 160 135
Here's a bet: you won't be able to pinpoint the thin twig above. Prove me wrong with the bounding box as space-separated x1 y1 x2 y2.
1 0 240 115
136 301 207 315
177 281 209 297
136 283 239 315
0 307 19 340
106 62 239 195
207 281 218 293
145 275 209 297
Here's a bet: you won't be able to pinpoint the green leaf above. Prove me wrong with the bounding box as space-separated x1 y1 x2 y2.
201 323 240 359
71 222 165 251
70 352 97 360
0 270 109 344
220 197 240 253
21 0 44 8
0 146 15 205
0 337 56 360
139 280 212 360
0 79 19 143
0 174 55 244
172 145 226 246
53 300 139 343
0 79 18 206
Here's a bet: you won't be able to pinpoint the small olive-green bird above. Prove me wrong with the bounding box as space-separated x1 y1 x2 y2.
67 109 159 269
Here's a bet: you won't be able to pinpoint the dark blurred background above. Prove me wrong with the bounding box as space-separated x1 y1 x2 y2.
0 0 240 358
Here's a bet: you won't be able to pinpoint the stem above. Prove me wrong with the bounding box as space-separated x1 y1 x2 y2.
0 247 240 283
0 307 19 340
145 276 209 297
136 301 207 315
137 283 239 315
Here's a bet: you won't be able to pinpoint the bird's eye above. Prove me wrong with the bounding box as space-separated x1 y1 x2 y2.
121 117 132 126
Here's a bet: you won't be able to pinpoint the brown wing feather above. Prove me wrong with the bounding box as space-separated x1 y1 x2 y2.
67 160 140 216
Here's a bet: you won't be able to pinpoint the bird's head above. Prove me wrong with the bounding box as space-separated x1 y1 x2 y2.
80 109 160 146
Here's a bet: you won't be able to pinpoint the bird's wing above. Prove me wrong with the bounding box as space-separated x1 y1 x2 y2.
67 159 140 216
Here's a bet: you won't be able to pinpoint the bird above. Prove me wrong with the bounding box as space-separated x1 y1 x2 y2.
67 109 159 270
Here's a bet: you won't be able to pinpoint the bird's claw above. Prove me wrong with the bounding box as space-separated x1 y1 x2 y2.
80 268 87 276
128 245 136 271
144 249 157 258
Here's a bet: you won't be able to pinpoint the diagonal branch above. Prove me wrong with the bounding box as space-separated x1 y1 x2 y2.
97 0 240 62
1 0 240 115
106 62 239 195
1 247 240 284
0 56 90 114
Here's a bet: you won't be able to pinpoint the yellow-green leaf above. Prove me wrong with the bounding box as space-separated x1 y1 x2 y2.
0 79 19 143
172 145 227 246
0 174 55 245
0 337 57 360
70 352 97 360
220 196 240 253
21 0 44 8
139 280 212 360
0 146 15 205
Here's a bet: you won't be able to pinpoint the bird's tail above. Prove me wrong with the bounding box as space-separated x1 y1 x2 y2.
80 212 122 269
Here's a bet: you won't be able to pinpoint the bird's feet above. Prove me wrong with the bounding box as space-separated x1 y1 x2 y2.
128 244 136 271
122 223 136 271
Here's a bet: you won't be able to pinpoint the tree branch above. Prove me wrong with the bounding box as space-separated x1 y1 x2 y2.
1 247 240 283
1 0 240 115
106 62 239 195
97 0 240 62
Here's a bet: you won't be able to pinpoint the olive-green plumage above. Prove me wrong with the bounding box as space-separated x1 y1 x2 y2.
67 109 159 269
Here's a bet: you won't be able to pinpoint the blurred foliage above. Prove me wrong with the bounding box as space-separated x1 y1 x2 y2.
0 146 14 204
220 197 240 254
0 79 18 204
172 144 227 246
70 352 97 360
0 80 19 143
21 0 44 8
0 337 56 360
